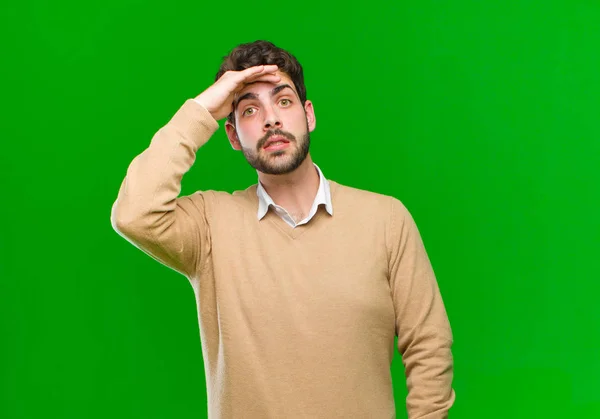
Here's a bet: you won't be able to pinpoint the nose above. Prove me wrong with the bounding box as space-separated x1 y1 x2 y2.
263 105 282 130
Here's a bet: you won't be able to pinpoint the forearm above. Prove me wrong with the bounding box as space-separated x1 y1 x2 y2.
111 99 217 236
400 319 455 418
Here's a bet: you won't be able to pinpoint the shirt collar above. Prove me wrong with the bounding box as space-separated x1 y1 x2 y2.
256 163 333 220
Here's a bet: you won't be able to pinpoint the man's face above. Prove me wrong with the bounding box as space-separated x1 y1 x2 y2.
225 71 316 175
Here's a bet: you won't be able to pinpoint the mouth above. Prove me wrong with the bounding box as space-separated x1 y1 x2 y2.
263 136 291 151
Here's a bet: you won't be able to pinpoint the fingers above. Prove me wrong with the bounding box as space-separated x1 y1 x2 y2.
245 64 278 74
247 73 281 84
232 75 281 96
240 65 279 81
231 65 281 95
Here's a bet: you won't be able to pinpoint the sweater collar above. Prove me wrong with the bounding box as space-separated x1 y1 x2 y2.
256 163 333 220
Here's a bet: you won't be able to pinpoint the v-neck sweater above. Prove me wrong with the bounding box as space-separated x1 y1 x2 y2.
110 99 455 418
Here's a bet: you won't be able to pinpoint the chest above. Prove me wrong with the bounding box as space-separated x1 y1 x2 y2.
207 216 396 341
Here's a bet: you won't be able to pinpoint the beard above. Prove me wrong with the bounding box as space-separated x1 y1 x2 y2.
241 122 311 175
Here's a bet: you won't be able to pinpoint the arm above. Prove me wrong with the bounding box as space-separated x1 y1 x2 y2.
110 99 218 277
110 65 281 276
387 198 455 418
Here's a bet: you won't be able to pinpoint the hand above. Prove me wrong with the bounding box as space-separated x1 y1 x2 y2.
195 65 281 121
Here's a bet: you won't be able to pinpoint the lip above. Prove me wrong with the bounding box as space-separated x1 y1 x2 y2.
264 142 290 152
263 136 290 150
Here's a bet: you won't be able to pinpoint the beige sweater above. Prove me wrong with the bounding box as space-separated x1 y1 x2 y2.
110 99 455 418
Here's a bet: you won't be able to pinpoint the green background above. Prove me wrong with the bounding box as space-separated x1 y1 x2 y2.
2 0 598 417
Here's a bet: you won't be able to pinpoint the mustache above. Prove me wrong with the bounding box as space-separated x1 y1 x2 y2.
259 130 295 148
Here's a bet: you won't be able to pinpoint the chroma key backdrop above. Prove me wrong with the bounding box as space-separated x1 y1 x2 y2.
1 1 599 418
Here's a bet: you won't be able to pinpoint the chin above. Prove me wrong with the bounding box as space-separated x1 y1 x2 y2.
257 153 307 175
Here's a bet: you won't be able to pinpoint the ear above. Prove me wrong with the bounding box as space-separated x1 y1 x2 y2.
225 121 242 151
304 100 316 132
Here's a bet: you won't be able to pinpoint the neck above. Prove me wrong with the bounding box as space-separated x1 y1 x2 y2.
257 155 320 214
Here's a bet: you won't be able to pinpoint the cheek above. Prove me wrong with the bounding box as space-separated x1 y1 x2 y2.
284 108 307 126
293 113 309 131
239 116 264 132
235 128 261 148
236 121 258 136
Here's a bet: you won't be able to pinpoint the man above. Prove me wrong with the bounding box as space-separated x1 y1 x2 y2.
111 40 455 418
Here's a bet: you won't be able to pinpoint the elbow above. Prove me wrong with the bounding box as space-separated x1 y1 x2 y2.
110 201 144 238
111 213 129 236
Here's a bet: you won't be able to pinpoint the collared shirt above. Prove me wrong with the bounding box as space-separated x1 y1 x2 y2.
256 163 333 228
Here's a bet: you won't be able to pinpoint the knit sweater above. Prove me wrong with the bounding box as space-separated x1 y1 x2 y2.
110 99 455 419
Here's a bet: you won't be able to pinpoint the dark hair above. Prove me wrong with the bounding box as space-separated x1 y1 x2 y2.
215 40 307 127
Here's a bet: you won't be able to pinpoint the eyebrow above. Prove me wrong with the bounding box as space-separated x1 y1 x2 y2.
234 84 296 110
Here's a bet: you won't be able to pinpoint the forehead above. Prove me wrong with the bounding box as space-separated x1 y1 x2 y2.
235 70 296 98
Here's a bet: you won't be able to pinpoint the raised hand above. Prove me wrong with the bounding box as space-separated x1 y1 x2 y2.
195 65 281 121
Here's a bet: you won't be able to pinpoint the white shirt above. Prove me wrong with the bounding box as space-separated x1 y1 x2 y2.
257 163 333 228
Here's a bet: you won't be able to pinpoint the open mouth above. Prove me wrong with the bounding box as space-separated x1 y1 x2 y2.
263 136 291 151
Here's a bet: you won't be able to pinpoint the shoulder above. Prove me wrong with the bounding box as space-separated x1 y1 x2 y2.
330 180 409 217
330 181 418 244
185 184 258 213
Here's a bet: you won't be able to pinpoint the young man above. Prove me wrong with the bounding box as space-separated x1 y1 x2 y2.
111 40 455 418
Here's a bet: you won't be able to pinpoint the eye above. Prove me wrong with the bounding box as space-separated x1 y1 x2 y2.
242 107 255 117
280 98 292 106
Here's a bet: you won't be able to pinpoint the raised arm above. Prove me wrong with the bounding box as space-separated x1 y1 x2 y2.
387 198 455 418
110 65 282 277
110 100 218 276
